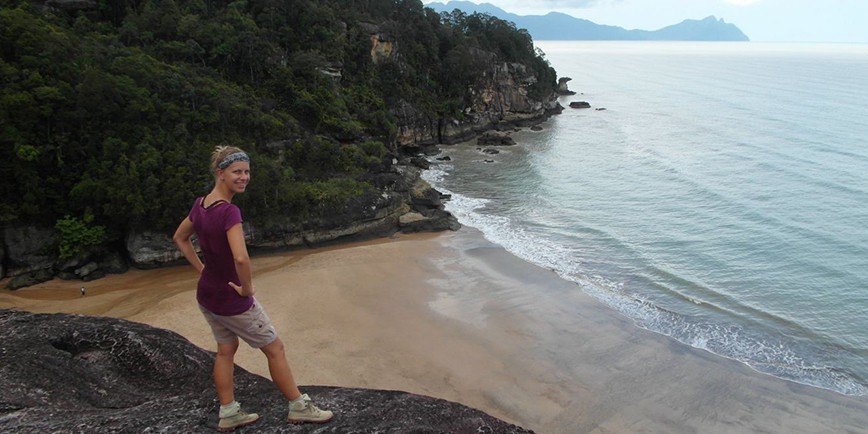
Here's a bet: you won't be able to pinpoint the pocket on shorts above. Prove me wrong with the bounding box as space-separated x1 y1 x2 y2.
244 304 271 334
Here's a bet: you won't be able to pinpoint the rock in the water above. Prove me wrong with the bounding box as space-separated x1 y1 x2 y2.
477 131 517 147
0 309 533 433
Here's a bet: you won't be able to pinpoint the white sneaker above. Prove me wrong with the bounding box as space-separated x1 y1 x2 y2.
287 393 333 424
218 401 259 432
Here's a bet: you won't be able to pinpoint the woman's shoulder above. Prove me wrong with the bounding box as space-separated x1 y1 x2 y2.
221 202 243 221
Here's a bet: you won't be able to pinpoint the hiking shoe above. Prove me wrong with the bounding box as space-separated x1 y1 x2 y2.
218 401 259 432
287 393 333 424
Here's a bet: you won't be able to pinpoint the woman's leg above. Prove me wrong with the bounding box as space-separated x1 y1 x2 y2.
260 337 302 400
215 339 240 405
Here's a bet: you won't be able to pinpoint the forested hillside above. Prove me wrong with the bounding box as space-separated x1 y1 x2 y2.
0 0 556 258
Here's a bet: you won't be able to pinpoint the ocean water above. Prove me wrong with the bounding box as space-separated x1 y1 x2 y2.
423 41 868 396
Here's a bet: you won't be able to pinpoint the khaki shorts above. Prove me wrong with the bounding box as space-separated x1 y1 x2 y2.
199 302 277 349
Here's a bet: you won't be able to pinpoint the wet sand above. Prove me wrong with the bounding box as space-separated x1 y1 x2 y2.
2 228 867 433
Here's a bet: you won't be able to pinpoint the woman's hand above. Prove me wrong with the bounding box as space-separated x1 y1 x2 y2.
228 281 254 296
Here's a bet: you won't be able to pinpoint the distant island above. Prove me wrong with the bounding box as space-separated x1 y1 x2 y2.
426 1 750 41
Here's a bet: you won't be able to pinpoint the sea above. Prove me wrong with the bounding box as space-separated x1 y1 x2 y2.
422 41 868 396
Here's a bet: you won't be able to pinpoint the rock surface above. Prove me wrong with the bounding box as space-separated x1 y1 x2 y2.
477 131 517 147
0 309 533 433
569 101 591 109
557 77 577 95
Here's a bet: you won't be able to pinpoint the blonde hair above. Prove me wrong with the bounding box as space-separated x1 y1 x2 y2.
210 145 247 173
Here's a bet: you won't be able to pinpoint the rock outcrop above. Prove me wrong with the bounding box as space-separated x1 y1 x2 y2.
0 309 534 433
2 160 460 285
477 131 517 147
382 45 561 146
557 77 577 95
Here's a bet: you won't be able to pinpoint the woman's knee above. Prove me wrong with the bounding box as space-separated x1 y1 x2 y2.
216 340 240 358
260 337 285 358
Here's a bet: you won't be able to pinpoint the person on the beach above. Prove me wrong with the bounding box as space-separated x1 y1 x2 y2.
173 145 333 431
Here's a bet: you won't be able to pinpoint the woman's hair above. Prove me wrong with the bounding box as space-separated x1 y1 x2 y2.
210 145 247 173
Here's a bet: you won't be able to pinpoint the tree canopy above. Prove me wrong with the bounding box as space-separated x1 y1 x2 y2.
1 0 556 245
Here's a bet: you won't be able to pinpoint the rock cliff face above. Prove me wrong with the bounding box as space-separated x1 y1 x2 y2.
0 309 533 433
356 23 561 147
391 58 561 146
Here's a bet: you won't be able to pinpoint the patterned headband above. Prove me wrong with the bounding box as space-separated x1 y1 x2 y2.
217 152 250 169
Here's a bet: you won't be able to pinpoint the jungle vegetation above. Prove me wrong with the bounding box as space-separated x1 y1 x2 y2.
0 0 557 249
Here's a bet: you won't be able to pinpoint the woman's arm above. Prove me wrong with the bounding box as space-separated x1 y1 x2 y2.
172 217 204 274
226 223 255 297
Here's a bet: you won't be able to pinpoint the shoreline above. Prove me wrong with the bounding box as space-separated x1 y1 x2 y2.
2 228 867 433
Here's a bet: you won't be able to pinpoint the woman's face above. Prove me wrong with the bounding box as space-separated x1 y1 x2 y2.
219 161 250 194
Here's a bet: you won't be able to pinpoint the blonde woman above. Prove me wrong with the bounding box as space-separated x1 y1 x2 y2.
173 146 332 431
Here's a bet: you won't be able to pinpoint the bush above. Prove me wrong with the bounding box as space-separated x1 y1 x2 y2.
54 215 107 259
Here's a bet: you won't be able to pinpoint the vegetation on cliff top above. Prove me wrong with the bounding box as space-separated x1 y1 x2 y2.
0 0 556 248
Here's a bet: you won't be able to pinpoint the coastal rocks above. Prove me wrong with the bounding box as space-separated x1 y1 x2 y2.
0 309 534 434
1 162 459 287
569 101 591 109
362 20 559 148
2 237 130 289
557 77 577 95
400 167 461 233
390 59 561 146
2 226 55 278
245 188 405 250
125 230 186 269
410 156 430 169
477 131 517 147
2 226 57 290
5 269 55 291
54 250 128 282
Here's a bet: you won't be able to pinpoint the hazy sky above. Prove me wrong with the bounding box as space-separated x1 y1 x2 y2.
422 0 868 43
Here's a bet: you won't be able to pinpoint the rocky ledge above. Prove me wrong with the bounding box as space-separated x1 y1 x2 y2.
2 161 460 290
0 309 533 433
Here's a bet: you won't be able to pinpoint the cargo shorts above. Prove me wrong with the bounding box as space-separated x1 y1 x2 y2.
199 302 278 349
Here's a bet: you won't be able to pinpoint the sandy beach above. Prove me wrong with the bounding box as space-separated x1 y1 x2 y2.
2 228 867 433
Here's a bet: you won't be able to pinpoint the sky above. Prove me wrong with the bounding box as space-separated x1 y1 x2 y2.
421 0 868 43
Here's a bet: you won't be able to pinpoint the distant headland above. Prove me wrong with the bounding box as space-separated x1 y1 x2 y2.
426 1 750 41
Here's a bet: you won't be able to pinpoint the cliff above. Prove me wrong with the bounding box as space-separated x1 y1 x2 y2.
0 0 562 288
366 24 562 147
0 309 534 433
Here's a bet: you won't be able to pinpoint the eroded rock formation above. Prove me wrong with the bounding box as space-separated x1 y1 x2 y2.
0 309 533 433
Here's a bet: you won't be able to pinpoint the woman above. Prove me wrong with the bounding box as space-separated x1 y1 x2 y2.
173 146 332 431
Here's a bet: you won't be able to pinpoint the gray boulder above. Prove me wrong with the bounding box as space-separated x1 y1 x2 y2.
0 309 533 433
477 131 517 147
125 230 185 269
569 101 591 109
2 225 55 277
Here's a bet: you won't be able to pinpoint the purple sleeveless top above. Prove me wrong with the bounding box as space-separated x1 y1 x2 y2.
187 197 254 315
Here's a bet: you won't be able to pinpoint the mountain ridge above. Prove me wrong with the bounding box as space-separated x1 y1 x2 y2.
427 1 750 41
